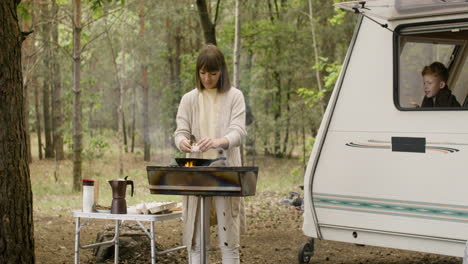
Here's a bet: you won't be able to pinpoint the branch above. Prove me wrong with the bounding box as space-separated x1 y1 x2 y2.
21 30 34 42
82 6 124 28
213 0 221 26
81 10 123 53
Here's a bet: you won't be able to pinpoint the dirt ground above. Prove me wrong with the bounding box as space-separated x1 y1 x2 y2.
35 191 463 264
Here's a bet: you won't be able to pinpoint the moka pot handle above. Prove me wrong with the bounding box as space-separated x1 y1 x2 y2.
127 180 134 197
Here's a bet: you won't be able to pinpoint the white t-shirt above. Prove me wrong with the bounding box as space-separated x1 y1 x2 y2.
198 88 219 159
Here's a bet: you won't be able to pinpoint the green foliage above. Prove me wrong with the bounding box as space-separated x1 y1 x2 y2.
299 136 315 164
28 0 357 161
313 56 342 92
83 135 110 160
17 2 32 21
87 0 125 11
63 132 73 154
297 88 324 107
328 2 347 26
323 62 342 91
290 167 301 179
299 57 342 107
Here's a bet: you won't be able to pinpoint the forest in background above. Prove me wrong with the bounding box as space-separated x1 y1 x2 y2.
19 0 357 190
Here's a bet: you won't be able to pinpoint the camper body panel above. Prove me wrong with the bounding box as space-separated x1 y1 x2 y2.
303 10 468 257
320 226 464 257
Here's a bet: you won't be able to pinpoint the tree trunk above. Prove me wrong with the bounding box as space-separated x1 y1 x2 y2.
32 0 42 160
245 49 255 156
233 0 241 89
121 14 128 153
302 105 306 169
122 111 128 152
21 0 33 163
196 0 219 45
131 82 136 153
273 71 282 157
233 0 242 164
34 75 43 160
52 0 64 160
0 1 35 262
172 25 182 145
282 79 291 155
308 0 324 115
140 0 150 161
41 0 54 159
72 0 83 192
267 0 283 157
104 16 124 176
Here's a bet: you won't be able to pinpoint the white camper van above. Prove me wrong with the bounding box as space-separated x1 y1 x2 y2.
301 0 468 263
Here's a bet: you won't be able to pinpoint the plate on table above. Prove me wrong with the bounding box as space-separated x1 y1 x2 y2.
96 209 111 213
95 205 111 213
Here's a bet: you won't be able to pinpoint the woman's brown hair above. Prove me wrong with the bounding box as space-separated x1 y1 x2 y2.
195 44 231 93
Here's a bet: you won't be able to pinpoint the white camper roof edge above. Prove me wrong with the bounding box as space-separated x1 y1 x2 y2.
335 0 468 21
302 15 364 239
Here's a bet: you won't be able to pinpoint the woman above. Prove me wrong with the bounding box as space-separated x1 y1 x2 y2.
174 44 247 264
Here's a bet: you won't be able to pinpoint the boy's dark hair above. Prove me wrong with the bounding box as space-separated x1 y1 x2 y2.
421 61 448 82
195 44 231 93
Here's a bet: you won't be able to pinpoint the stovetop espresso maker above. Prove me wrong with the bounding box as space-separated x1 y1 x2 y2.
109 176 134 214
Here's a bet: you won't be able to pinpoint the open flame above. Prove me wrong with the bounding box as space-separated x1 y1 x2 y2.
184 161 194 167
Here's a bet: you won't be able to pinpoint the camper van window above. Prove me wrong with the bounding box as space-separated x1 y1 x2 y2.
396 23 468 110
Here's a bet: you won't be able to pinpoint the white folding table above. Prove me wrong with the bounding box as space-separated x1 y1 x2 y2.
73 211 186 264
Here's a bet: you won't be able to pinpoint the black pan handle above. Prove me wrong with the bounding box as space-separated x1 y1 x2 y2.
205 157 227 166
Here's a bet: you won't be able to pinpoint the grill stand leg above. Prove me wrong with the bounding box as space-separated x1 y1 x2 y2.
150 220 156 264
114 220 120 264
200 195 206 264
75 217 80 264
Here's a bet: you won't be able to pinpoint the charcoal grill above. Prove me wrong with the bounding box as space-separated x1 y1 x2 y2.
146 165 258 264
147 166 258 196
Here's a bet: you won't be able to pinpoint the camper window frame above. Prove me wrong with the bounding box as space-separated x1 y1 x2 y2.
393 18 468 111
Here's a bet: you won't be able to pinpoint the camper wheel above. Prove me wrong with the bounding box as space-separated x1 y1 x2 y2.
298 238 314 264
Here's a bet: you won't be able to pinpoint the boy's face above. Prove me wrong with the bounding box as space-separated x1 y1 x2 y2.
423 74 445 98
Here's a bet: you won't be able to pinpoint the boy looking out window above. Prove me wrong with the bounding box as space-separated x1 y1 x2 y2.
421 61 460 108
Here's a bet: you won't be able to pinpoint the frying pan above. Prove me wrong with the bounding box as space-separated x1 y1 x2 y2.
175 157 226 166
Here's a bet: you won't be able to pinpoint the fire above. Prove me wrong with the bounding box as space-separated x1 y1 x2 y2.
184 161 194 167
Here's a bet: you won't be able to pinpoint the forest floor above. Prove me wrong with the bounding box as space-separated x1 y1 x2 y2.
31 148 462 264
34 190 463 264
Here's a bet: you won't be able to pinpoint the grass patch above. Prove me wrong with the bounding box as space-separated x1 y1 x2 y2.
30 135 306 216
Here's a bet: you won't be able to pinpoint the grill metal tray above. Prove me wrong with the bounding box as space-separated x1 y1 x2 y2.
147 166 258 196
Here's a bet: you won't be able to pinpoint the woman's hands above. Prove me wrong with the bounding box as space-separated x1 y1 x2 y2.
197 137 229 152
180 137 229 153
179 139 193 153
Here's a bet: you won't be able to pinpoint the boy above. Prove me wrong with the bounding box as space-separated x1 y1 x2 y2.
421 61 460 108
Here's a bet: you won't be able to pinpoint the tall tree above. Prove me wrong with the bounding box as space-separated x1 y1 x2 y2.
72 0 83 191
34 72 43 160
104 8 125 176
196 0 221 45
233 0 241 89
233 0 243 163
31 0 43 160
120 8 128 153
20 0 34 163
267 0 284 157
0 0 35 262
51 0 65 160
139 0 151 161
308 0 324 115
40 0 55 159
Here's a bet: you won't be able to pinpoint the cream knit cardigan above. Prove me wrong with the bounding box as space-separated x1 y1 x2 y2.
174 87 247 250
